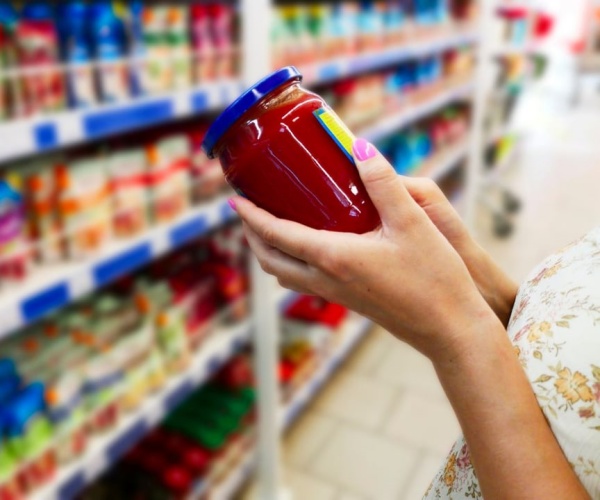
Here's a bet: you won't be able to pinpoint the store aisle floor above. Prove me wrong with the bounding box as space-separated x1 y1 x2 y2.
240 90 600 500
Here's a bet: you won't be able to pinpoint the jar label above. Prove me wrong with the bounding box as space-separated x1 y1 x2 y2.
314 108 357 164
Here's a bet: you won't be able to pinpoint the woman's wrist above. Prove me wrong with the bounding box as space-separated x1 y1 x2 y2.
461 240 519 327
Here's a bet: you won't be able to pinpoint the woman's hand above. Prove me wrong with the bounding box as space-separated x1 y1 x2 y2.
232 139 497 364
401 177 519 327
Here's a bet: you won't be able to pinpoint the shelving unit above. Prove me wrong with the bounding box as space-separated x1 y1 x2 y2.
360 80 474 143
30 320 253 500
466 0 546 236
302 30 478 85
0 2 484 499
0 195 237 340
0 80 245 163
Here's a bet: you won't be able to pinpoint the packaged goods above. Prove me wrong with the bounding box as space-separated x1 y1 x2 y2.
91 2 130 103
107 148 149 239
16 2 65 116
56 156 112 259
146 135 191 225
167 6 192 89
0 175 31 283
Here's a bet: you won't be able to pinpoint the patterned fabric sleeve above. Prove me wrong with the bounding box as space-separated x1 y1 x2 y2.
424 227 600 499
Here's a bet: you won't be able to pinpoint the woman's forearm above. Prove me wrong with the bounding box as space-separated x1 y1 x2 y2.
435 312 589 499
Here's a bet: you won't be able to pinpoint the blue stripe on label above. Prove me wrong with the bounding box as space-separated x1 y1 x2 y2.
318 63 341 82
313 108 355 164
22 284 70 323
107 420 147 463
93 244 152 287
34 123 58 150
59 471 86 500
170 215 210 247
192 91 209 112
84 100 173 139
164 379 195 411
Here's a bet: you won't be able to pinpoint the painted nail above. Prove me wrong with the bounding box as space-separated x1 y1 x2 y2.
352 138 377 162
228 198 237 211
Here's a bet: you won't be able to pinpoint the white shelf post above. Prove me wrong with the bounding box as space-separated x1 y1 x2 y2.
464 0 496 231
240 0 290 499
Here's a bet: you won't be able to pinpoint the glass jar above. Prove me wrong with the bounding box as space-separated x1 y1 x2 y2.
202 67 380 234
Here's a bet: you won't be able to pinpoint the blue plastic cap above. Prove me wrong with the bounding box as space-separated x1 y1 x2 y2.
202 66 303 159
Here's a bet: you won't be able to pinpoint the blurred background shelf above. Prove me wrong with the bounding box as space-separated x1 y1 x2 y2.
302 30 478 85
0 195 237 341
30 320 253 500
0 80 244 164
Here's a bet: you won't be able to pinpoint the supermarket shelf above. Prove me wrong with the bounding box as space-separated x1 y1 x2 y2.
0 194 237 341
0 79 244 164
31 320 253 500
360 80 474 143
302 30 478 86
416 140 469 181
209 449 257 500
280 315 373 429
199 315 372 499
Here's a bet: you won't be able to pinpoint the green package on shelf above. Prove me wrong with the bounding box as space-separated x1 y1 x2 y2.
163 417 229 452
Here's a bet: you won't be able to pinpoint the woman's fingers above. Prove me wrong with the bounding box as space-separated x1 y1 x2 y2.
243 223 316 291
233 196 331 264
351 138 418 230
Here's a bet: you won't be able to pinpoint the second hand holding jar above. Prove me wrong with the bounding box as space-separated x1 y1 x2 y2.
202 67 381 234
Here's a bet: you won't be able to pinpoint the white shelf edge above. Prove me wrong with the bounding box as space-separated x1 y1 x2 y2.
30 320 253 500
0 79 244 164
420 140 469 182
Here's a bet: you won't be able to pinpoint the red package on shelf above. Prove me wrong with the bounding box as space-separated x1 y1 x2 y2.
285 295 348 328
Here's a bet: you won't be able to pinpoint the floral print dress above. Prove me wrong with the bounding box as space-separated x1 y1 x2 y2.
424 227 600 499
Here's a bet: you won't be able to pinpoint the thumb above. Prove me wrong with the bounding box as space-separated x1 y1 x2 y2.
351 138 415 227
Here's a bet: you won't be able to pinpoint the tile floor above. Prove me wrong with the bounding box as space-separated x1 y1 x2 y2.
239 80 600 500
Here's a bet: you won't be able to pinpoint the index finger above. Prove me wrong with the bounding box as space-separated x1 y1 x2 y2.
232 196 330 264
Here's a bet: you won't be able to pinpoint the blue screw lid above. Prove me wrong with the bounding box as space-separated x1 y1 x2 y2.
202 66 303 158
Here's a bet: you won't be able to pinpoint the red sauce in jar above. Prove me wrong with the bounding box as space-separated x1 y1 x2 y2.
203 67 381 233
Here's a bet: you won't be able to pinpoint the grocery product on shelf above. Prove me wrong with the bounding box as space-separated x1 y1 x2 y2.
146 134 192 225
376 104 470 175
280 295 349 399
57 156 113 259
0 175 30 283
0 121 229 287
79 355 256 499
15 1 65 116
90 1 130 104
314 44 474 130
203 66 381 234
272 0 476 68
107 148 149 239
0 1 240 122
0 223 250 498
58 1 97 109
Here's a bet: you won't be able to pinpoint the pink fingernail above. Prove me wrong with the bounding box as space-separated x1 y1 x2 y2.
228 198 237 211
352 138 377 162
